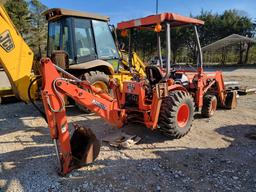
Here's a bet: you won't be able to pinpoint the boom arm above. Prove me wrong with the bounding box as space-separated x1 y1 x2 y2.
0 5 35 102
40 58 125 174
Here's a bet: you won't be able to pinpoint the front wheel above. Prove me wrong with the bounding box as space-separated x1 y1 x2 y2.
158 91 195 138
201 95 217 118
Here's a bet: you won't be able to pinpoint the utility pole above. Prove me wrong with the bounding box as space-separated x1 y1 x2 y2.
156 0 158 14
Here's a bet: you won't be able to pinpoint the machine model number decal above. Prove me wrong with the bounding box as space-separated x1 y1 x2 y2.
92 99 107 110
0 30 14 52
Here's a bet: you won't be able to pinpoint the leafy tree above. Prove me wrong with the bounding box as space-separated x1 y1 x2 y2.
0 0 7 4
118 29 158 61
131 29 157 60
28 0 48 58
4 0 31 37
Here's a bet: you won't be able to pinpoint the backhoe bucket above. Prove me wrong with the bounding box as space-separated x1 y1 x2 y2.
225 91 237 109
70 125 101 167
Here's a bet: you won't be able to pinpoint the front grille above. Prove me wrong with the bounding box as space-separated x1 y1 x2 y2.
125 93 138 108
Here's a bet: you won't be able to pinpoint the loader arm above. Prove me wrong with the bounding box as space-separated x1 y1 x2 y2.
120 51 146 76
0 5 36 102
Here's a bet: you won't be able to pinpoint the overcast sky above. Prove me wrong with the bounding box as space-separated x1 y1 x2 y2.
41 0 256 24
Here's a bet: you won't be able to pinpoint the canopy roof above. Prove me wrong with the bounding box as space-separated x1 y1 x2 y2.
44 8 109 22
202 34 256 52
117 12 204 30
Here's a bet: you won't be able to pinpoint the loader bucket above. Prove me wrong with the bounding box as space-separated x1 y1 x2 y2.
225 91 237 109
70 125 100 167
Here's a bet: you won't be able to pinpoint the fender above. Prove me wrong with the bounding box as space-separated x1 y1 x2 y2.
68 59 115 75
167 84 188 93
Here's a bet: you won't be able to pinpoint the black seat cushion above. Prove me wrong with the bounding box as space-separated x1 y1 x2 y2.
145 65 164 85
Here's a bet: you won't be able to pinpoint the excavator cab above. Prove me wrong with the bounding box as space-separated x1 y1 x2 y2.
44 8 119 73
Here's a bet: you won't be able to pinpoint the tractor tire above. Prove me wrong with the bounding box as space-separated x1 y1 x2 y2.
201 95 217 118
158 91 195 139
76 71 110 113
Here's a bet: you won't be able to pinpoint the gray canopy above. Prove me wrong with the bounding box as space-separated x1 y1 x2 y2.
202 34 256 52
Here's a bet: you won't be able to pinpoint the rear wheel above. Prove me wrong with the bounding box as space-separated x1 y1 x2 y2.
76 71 110 113
158 91 194 138
201 95 217 118
81 71 110 92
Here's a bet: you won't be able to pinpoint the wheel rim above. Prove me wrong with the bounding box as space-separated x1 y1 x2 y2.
177 103 190 128
92 81 109 93
210 99 217 115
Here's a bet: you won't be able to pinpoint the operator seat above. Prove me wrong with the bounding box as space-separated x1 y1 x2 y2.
145 65 164 85
76 40 90 57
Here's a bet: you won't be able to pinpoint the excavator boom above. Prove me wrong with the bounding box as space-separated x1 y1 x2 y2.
0 5 36 102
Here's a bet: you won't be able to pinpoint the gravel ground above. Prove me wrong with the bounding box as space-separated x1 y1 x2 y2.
0 67 256 192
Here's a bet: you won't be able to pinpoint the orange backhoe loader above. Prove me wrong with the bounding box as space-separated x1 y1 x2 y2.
39 13 237 175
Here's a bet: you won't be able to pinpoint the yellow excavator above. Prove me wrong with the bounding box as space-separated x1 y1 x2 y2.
0 5 146 103
0 5 36 102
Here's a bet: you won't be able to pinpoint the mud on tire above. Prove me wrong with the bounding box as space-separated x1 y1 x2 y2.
81 71 110 87
158 90 195 139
